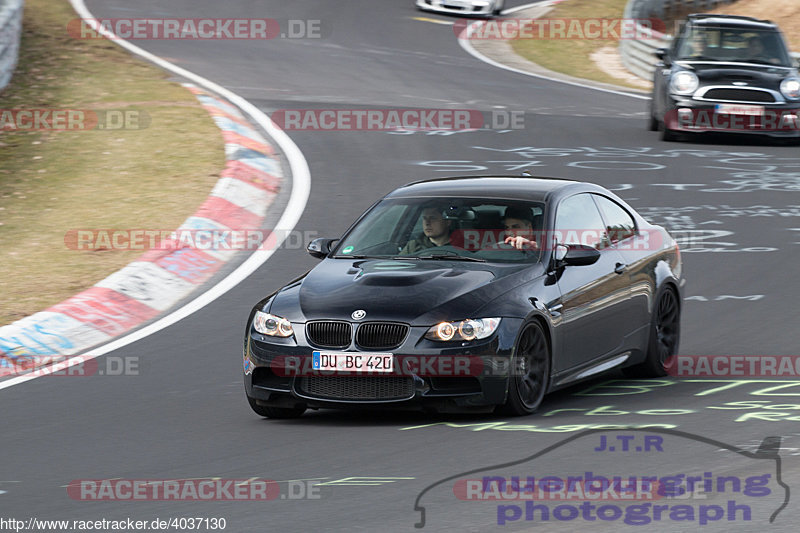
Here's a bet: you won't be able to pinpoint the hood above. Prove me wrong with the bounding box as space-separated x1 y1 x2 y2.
679 62 795 88
270 258 540 324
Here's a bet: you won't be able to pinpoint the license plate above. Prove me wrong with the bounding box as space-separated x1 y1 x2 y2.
311 351 393 373
715 104 764 116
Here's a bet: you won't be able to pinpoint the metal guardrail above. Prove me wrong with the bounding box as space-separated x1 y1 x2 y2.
0 0 24 92
620 0 740 81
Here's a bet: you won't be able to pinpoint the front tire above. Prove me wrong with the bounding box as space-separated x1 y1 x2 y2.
247 396 306 419
648 99 659 131
500 321 550 416
660 123 680 141
625 287 681 377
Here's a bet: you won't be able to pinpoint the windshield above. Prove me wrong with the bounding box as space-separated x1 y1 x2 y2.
675 26 792 66
331 197 546 263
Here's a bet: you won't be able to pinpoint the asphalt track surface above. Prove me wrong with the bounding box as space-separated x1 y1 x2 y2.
3 1 800 531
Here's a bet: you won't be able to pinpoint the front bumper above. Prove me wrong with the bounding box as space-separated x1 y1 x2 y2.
243 318 522 412
416 0 498 17
663 95 800 137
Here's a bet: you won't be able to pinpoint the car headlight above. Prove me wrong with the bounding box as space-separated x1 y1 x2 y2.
425 318 501 342
669 71 699 95
780 77 800 100
253 311 294 337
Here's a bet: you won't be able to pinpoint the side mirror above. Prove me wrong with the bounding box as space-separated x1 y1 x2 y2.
562 244 601 266
655 47 670 66
307 238 338 259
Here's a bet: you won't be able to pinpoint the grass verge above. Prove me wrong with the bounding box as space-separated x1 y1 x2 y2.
0 0 225 325
510 0 639 88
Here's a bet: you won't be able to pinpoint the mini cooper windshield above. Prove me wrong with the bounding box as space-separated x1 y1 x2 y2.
675 27 793 67
331 197 546 263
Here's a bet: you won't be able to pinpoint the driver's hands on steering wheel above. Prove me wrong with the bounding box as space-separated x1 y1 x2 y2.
504 235 538 250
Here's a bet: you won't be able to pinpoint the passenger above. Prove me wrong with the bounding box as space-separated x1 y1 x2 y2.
503 205 538 250
399 205 453 254
686 31 710 58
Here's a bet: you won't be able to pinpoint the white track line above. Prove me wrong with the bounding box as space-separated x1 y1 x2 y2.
459 19 649 100
0 2 311 391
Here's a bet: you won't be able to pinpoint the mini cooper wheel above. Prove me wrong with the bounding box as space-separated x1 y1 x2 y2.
501 321 550 416
660 123 680 141
247 395 306 419
648 99 659 131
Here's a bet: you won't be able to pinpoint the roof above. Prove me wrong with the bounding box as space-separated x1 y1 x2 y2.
386 175 586 202
688 14 778 31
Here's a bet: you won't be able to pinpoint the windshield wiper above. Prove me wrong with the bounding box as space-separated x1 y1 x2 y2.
417 253 486 262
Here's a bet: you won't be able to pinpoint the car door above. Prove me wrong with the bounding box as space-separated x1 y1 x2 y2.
552 193 632 371
592 194 651 346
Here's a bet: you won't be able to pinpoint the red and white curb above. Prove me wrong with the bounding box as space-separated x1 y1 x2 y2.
0 84 283 377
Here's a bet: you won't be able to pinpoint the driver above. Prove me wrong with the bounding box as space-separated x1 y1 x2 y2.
399 205 453 254
745 35 777 64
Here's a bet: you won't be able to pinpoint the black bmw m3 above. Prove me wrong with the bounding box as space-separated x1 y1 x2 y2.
243 176 683 418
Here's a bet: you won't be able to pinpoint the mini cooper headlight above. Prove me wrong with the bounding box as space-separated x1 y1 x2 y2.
425 318 501 342
780 78 800 100
669 71 699 95
253 311 294 337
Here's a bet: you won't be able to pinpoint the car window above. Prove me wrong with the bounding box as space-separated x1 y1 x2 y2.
333 197 545 263
335 203 409 255
675 26 792 66
592 195 636 244
554 193 609 250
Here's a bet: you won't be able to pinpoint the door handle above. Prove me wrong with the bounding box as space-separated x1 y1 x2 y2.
614 262 627 275
546 303 563 315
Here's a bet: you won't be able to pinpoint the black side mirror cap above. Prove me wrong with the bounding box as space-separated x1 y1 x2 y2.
655 47 670 65
307 238 338 259
562 244 601 266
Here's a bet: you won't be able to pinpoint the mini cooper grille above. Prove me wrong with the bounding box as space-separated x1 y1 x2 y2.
703 88 775 103
355 323 409 350
306 321 351 348
298 376 415 401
